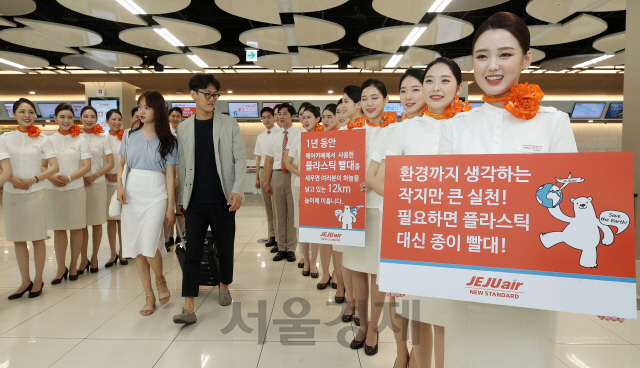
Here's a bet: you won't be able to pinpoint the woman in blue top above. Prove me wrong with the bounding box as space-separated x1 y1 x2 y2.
117 91 177 316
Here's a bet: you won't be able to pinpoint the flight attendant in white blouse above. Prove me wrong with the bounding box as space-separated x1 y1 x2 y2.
79 106 115 274
373 59 471 368
46 103 91 284
5 98 59 299
105 109 128 267
343 79 397 356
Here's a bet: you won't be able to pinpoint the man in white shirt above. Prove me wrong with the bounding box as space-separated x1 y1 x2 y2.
169 106 183 136
264 104 300 262
254 107 281 250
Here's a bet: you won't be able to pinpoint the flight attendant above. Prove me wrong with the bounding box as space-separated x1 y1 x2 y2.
372 59 471 368
285 105 323 279
46 103 92 284
5 98 59 299
105 109 128 266
79 106 115 274
342 79 397 356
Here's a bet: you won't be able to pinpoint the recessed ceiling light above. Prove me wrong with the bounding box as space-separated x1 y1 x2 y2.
227 90 233 94
29 91 35 94
573 54 614 69
0 58 28 69
154 28 184 47
328 90 333 94
175 91 184 94
115 0 146 15
428 0 453 12
385 54 403 69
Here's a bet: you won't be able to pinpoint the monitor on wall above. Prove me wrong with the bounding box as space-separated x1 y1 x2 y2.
88 97 119 133
469 102 484 109
571 102 606 119
171 102 196 118
228 102 259 118
605 103 623 119
36 103 60 119
4 103 15 119
71 103 85 118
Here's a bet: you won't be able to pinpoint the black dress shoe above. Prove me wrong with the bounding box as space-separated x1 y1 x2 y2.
273 251 286 261
8 282 32 300
175 236 181 245
331 281 338 289
302 270 310 276
105 257 118 268
286 251 296 262
118 256 129 265
354 317 360 326
364 330 379 356
350 336 365 350
168 237 174 246
51 268 68 285
342 306 355 323
90 262 99 273
265 237 276 247
165 241 172 252
270 245 279 253
310 271 319 279
77 261 90 275
297 259 304 268
335 289 346 304
28 282 44 298
317 276 332 290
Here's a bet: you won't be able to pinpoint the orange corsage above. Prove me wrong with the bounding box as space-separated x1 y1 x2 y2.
483 83 544 120
423 96 472 120
313 124 325 132
17 125 41 137
59 125 81 137
84 125 105 135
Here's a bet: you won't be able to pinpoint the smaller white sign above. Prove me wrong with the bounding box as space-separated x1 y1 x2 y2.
97 88 105 97
246 49 258 62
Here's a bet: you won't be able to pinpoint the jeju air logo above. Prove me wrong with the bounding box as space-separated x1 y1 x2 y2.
319 232 342 242
465 276 523 299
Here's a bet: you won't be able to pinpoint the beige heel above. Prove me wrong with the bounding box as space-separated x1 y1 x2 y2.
156 277 170 305
140 292 155 316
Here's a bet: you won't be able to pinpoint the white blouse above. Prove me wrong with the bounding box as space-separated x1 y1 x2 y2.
80 132 112 184
385 115 443 157
2 130 56 194
363 124 383 209
0 135 9 161
106 133 122 185
46 133 92 191
440 103 577 155
286 129 305 187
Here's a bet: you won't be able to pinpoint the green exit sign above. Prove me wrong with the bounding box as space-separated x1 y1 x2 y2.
246 49 258 62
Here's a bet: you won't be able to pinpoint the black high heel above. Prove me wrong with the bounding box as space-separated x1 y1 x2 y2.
105 256 118 268
51 268 68 285
350 329 366 350
8 282 33 300
342 305 355 322
316 276 332 290
354 316 360 326
302 270 310 276
77 261 90 275
335 288 346 303
364 330 379 356
297 259 304 268
90 260 99 273
28 282 44 298
118 255 128 265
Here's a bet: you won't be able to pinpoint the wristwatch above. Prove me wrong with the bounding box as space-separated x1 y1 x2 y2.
34 175 39 183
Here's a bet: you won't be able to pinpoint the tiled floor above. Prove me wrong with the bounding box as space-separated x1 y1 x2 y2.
0 195 638 368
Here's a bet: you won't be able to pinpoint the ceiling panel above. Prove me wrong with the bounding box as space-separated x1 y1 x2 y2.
57 0 146 25
397 47 440 68
0 17 15 27
593 31 625 53
0 0 36 16
285 0 348 13
293 15 345 46
15 18 102 47
527 0 626 23
79 47 143 68
298 47 339 66
215 0 281 25
0 28 78 53
540 51 625 71
0 50 48 72
153 16 221 46
119 27 181 53
372 0 509 23
239 27 289 53
157 47 239 71
255 53 294 71
530 14 607 46
350 54 394 71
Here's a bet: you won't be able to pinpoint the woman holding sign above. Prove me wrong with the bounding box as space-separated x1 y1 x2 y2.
285 105 323 280
343 79 397 356
372 59 470 368
79 106 115 274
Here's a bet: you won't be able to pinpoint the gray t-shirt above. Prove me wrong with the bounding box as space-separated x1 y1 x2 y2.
119 129 178 172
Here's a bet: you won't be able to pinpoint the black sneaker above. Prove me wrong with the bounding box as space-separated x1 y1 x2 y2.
273 251 286 261
270 244 279 253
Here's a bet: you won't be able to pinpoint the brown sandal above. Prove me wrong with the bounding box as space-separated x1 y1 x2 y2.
140 292 155 316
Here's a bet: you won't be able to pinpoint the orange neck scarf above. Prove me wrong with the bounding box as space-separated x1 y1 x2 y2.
17 125 41 137
84 125 105 135
423 96 472 120
58 125 81 137
350 112 397 129
482 83 544 120
110 129 125 141
312 124 325 132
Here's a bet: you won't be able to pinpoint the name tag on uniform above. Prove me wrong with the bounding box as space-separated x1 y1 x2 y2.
518 144 543 153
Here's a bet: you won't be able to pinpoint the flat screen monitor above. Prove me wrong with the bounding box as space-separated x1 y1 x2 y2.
228 102 259 118
469 102 484 109
605 103 623 119
4 103 15 119
71 103 85 118
37 103 60 119
571 102 606 119
171 102 197 118
89 97 119 134
384 102 405 118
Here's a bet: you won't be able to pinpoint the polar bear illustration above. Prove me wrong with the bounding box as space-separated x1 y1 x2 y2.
336 205 358 229
540 197 614 268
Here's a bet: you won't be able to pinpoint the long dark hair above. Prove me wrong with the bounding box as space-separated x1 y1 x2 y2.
134 91 177 161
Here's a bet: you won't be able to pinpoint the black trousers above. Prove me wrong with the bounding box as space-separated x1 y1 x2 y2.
182 201 236 297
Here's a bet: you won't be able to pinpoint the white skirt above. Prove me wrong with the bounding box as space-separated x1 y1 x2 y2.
3 190 47 242
398 298 557 368
121 169 167 258
85 180 107 226
47 187 87 230
342 208 381 274
106 184 120 220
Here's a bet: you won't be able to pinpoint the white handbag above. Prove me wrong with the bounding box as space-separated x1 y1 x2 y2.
108 130 131 217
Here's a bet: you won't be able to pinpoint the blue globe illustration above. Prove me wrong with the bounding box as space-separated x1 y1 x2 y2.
536 184 563 208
